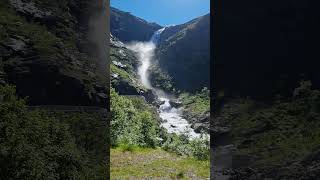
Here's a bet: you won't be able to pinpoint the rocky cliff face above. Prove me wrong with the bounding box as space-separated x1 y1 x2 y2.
110 35 157 104
0 0 108 107
155 14 210 92
110 7 162 42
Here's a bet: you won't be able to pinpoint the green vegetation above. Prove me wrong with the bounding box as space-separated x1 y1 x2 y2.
110 88 161 147
221 80 320 167
110 64 132 82
180 87 210 115
111 147 209 179
110 88 208 179
111 88 209 159
149 64 175 92
162 133 209 161
0 85 108 179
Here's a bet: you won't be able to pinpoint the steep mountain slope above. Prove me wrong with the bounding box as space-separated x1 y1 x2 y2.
110 7 162 42
154 14 210 92
0 1 109 178
110 35 157 103
0 0 108 107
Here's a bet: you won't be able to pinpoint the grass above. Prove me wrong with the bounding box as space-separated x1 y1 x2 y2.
111 63 132 81
179 89 210 115
110 147 209 179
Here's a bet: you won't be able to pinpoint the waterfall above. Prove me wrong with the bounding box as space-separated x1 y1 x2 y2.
126 42 155 89
151 27 166 44
126 27 201 139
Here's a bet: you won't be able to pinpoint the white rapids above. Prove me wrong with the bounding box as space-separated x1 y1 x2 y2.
127 27 201 139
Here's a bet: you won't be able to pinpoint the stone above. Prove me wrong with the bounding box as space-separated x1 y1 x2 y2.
9 0 59 25
169 100 182 108
5 38 27 52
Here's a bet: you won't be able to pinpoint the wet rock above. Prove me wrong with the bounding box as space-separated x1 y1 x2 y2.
170 124 177 128
192 122 209 133
111 73 119 79
112 78 140 95
112 60 127 68
169 100 182 108
142 89 157 104
153 99 165 108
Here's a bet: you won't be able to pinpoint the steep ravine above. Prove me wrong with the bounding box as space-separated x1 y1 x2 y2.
127 28 201 138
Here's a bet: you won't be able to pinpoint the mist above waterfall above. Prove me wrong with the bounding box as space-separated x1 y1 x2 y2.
127 42 156 89
126 27 166 89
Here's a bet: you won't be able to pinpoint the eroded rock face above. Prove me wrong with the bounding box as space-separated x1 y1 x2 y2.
1 0 108 107
154 14 210 92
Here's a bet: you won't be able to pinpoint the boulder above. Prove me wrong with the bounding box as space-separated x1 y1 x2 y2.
192 123 208 133
142 89 157 104
169 100 182 108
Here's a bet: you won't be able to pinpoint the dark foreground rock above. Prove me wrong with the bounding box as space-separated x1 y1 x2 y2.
1 0 108 107
169 100 182 108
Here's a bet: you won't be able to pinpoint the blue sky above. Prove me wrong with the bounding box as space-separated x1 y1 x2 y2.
110 0 210 26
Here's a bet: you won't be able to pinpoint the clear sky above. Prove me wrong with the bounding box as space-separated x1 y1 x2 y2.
110 0 210 26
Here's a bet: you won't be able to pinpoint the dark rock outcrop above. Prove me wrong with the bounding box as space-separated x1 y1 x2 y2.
155 14 210 92
169 100 182 108
1 0 108 107
110 7 162 42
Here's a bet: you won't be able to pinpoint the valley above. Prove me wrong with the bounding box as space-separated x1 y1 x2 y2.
110 6 210 179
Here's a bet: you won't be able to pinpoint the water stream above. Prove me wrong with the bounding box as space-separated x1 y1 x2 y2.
127 28 201 138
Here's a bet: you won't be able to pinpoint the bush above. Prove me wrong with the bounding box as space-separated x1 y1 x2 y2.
110 88 161 147
0 85 82 179
110 88 210 160
162 133 210 160
179 88 210 115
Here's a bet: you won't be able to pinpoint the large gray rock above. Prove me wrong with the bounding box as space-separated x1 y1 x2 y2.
9 0 59 25
169 100 182 108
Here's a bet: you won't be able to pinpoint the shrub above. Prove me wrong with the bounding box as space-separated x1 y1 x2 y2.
162 133 210 160
110 88 161 147
0 85 82 179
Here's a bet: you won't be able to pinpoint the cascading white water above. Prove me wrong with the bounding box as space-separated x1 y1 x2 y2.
126 42 155 89
127 27 201 139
